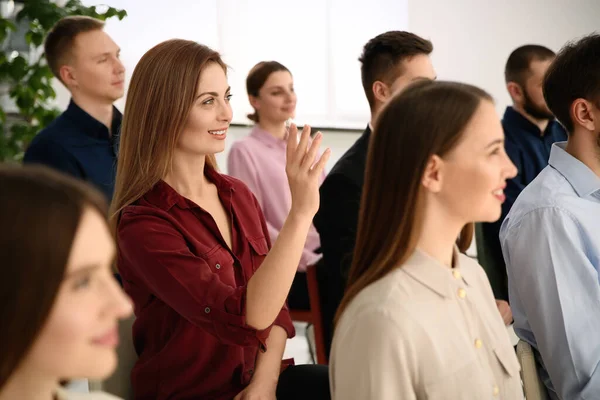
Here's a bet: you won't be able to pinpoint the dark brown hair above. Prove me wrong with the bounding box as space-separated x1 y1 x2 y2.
359 31 433 111
335 80 492 324
504 44 555 87
44 16 105 83
543 33 600 133
110 39 225 234
246 61 291 122
0 165 107 390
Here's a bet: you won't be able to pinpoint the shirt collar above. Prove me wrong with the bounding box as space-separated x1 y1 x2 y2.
503 106 558 138
249 125 286 148
64 99 123 140
401 247 474 298
144 166 234 211
548 142 600 198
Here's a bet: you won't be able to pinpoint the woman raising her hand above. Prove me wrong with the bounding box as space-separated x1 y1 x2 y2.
110 39 330 400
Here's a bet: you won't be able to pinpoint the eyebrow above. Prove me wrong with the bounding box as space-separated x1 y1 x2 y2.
485 138 504 149
411 76 437 83
266 85 293 90
65 264 100 279
94 49 120 59
196 86 231 99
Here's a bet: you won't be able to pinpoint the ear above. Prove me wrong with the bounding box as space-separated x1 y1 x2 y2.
248 95 261 111
372 80 390 105
422 154 444 193
571 98 597 132
59 65 77 89
506 82 523 104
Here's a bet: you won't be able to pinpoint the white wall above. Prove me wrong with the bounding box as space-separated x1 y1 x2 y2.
408 0 600 114
55 0 600 121
52 0 600 170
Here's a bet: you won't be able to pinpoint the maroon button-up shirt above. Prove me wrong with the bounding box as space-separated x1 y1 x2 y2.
117 167 295 400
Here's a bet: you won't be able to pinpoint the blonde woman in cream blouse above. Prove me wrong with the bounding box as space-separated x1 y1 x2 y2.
0 166 131 400
330 81 524 399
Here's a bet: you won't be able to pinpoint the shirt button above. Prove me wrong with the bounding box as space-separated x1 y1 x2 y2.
248 369 254 376
458 288 467 299
492 385 499 396
474 339 483 349
452 269 461 279
215 263 221 270
204 307 211 314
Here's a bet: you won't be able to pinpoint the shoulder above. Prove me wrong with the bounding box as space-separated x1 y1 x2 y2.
27 121 67 150
221 173 264 214
229 135 257 153
327 156 362 185
458 254 493 290
320 144 364 197
504 167 569 224
336 270 417 335
26 113 79 154
221 173 256 197
320 170 358 197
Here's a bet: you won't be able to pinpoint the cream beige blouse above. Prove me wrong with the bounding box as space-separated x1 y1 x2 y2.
330 249 524 400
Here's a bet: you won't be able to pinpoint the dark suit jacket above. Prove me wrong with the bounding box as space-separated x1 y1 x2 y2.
313 125 370 357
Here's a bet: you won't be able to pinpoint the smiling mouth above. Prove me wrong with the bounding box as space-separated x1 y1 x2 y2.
92 327 119 347
209 129 227 136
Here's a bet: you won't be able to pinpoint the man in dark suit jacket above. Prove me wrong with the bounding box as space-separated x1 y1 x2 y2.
314 31 436 357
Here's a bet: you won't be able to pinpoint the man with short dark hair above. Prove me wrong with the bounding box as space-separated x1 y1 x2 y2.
24 16 125 201
480 45 566 303
314 31 436 356
501 34 600 400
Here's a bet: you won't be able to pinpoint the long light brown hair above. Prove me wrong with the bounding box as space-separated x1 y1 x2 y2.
110 39 225 232
335 80 491 324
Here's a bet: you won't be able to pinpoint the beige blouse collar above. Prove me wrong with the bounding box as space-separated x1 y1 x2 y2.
401 247 475 298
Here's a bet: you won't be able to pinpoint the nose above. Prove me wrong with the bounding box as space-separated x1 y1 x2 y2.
114 57 125 76
285 90 296 103
504 153 518 180
104 276 133 320
218 100 233 123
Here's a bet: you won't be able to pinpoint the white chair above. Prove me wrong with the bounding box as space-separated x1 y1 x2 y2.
516 340 548 400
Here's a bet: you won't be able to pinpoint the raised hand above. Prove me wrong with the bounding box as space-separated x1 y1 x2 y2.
285 123 331 218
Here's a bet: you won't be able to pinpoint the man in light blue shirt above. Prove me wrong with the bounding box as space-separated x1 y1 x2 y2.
500 33 600 400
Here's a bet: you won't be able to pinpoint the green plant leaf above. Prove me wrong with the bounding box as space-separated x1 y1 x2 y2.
7 55 29 81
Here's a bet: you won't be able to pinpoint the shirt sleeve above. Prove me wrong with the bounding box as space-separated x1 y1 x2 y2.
501 207 600 399
331 310 417 400
118 211 273 349
23 139 83 178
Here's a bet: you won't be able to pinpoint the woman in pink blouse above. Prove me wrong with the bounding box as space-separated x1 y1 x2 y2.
228 61 324 311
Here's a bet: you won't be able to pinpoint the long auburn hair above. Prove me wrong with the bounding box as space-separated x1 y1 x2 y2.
110 39 225 232
0 165 107 391
335 80 492 324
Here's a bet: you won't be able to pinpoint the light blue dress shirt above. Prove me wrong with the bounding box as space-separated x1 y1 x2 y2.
500 142 600 400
